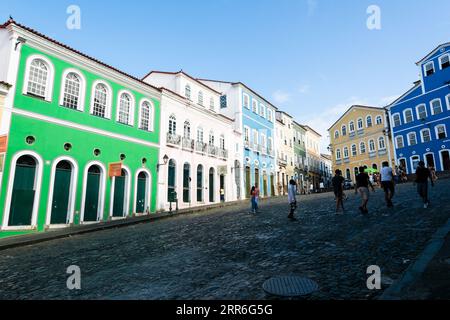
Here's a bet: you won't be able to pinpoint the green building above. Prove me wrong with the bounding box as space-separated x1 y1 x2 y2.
292 121 307 192
0 20 161 238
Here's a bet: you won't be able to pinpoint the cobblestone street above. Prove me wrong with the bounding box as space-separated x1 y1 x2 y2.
0 179 449 300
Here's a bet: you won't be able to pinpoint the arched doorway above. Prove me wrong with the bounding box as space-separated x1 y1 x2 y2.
209 167 215 203
270 173 275 196
255 168 260 189
112 169 129 218
135 171 149 214
441 150 450 171
197 165 203 202
183 163 191 203
167 159 176 202
84 165 103 222
8 155 39 226
234 160 241 200
262 172 268 197
50 160 73 225
425 153 435 168
245 166 251 198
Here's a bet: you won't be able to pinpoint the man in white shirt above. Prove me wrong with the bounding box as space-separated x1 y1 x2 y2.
288 180 298 221
380 161 395 208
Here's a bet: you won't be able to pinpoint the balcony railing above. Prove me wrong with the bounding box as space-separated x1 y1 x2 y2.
182 137 195 151
167 132 181 146
208 144 219 157
244 140 251 150
218 148 228 159
278 158 287 166
195 141 208 154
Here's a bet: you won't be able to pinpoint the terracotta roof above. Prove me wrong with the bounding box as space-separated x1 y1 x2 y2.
143 70 222 95
327 105 384 131
0 19 161 94
197 78 279 110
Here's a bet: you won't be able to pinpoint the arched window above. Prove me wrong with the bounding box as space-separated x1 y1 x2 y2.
378 136 386 150
349 121 355 133
436 124 447 140
185 84 191 100
369 139 376 152
92 83 109 118
431 99 443 115
357 118 363 130
209 131 215 146
408 132 417 146
334 130 339 139
197 127 204 143
61 72 82 110
183 163 191 203
396 136 404 149
421 128 431 142
210 97 215 111
118 92 133 125
184 120 191 139
403 109 413 124
220 134 225 150
168 115 177 135
376 115 383 125
360 142 366 154
392 114 401 127
26 58 52 100
416 104 427 120
351 144 357 156
197 165 203 202
167 159 176 202
342 125 347 136
198 91 204 106
343 147 349 159
366 115 373 127
336 149 341 160
139 100 152 131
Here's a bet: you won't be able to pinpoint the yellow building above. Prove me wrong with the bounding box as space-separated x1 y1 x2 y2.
328 105 394 182
275 111 295 195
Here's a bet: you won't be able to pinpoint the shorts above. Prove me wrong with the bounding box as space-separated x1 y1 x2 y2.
358 187 370 200
334 190 343 199
381 181 395 195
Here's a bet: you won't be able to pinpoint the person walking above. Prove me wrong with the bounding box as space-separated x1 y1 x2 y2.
332 169 345 214
250 186 257 214
254 183 260 213
380 161 395 208
415 161 434 208
288 179 298 221
355 166 375 214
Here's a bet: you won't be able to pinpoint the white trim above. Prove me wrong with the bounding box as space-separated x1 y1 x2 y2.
407 132 418 146
430 98 443 116
366 115 373 127
395 135 404 149
420 128 432 143
410 155 421 174
109 165 131 218
446 94 450 110
388 83 448 109
45 156 79 227
22 54 55 102
133 168 152 214
403 108 414 124
138 98 154 132
242 113 276 130
357 117 364 130
90 80 113 119
415 103 428 120
392 113 402 128
424 152 436 168
438 53 450 70
1 151 44 230
439 149 450 171
116 90 135 126
435 123 448 140
351 143 357 157
423 61 435 77
11 108 160 148
349 121 355 133
368 139 376 152
393 115 450 134
378 136 386 150
59 68 86 111
80 161 107 223
397 157 407 174
359 141 366 154
243 93 250 109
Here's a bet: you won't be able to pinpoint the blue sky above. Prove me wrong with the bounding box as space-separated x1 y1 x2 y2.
3 0 450 151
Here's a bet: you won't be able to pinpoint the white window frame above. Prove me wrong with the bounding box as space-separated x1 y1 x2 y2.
430 98 443 116
243 93 250 109
334 130 339 139
252 99 258 113
424 61 435 77
59 68 86 111
368 139 376 152
351 144 357 157
185 84 191 100
376 115 383 125
349 121 355 133
243 126 250 142
435 124 447 140
260 104 266 118
90 80 113 119
22 54 55 102
403 108 414 124
420 128 432 143
446 94 450 111
116 90 135 126
336 148 341 160
357 117 364 130
415 104 427 120
392 113 402 127
378 136 386 150
360 141 366 154
343 147 349 159
407 132 417 146
138 98 154 132
439 53 450 70
366 115 373 127
341 125 347 136
395 136 404 149
198 91 204 106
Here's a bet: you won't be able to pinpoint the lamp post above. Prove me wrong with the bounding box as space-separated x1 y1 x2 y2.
156 154 169 172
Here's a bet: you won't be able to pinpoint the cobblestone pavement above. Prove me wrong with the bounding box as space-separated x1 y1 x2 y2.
1 179 450 300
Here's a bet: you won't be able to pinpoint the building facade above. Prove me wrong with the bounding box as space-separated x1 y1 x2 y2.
275 111 295 195
320 154 333 189
328 105 394 182
0 20 161 238
303 125 322 192
387 43 450 174
292 121 307 191
200 80 277 198
143 71 238 211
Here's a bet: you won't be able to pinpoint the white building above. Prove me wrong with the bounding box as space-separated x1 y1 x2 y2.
143 71 240 211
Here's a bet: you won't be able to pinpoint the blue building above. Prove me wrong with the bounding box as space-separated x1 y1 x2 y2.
200 79 277 198
387 43 450 174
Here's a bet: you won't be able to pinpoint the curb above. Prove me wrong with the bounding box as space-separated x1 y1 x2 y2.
379 217 450 300
0 196 285 251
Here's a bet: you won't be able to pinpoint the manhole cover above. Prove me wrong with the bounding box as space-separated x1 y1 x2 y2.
263 276 319 297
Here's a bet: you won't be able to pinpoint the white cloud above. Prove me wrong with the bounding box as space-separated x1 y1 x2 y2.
272 90 291 104
307 0 318 16
379 95 400 106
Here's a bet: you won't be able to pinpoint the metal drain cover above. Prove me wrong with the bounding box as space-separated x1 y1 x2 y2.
263 276 319 297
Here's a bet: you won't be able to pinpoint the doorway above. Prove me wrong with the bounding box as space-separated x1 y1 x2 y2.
50 160 73 224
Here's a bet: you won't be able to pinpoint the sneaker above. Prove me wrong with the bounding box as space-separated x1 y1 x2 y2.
424 203 429 209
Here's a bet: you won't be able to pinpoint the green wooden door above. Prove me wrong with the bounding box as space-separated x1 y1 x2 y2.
209 168 214 202
84 168 101 222
50 166 72 224
112 174 126 217
9 159 36 226
136 174 146 213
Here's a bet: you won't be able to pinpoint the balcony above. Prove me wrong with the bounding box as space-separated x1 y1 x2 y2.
278 158 287 167
267 148 275 157
218 148 228 159
167 132 181 146
244 140 251 150
182 137 195 151
195 141 207 154
208 144 219 157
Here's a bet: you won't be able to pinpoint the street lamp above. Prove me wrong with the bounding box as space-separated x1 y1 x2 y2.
157 154 169 172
